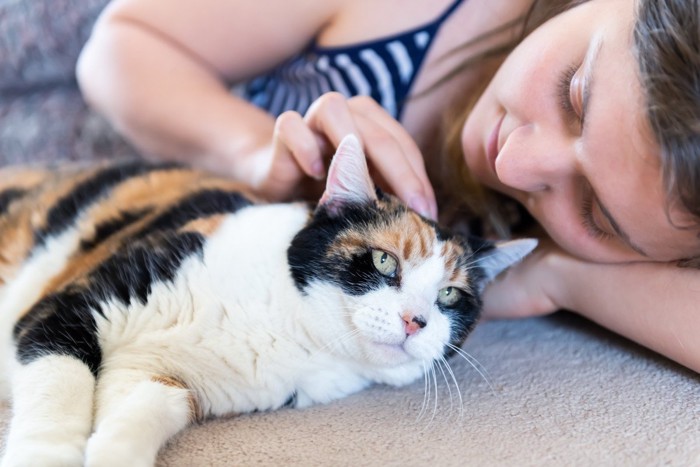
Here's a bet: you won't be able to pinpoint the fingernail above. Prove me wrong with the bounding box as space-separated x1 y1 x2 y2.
311 160 325 179
409 196 431 219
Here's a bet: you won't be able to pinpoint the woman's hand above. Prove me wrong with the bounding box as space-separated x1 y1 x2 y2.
482 239 700 373
250 92 438 219
481 238 567 320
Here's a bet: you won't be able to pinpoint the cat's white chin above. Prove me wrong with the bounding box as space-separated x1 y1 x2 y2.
369 341 412 365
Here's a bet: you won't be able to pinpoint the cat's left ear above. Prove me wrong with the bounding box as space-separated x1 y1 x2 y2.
474 238 538 291
318 134 378 216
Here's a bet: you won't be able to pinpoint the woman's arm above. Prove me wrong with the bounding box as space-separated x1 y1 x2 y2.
76 0 437 213
483 243 700 373
77 0 341 186
552 256 700 373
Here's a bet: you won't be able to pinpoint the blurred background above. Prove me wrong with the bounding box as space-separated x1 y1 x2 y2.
0 0 136 165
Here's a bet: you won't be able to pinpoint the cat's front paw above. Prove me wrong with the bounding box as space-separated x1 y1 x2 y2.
85 434 156 467
2 442 83 467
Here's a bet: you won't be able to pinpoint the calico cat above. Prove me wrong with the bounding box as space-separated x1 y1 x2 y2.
0 135 534 467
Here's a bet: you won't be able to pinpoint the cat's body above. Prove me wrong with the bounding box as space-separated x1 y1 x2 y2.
0 136 534 467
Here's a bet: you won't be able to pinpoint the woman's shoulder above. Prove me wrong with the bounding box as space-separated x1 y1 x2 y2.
317 0 468 49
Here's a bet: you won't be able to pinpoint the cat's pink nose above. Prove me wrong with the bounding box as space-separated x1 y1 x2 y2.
402 313 427 336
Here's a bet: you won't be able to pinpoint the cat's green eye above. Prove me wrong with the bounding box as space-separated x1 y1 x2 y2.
371 250 398 277
437 287 461 306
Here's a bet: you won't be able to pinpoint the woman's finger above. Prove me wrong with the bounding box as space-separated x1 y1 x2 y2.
274 110 325 179
303 92 361 153
348 96 437 218
303 92 437 219
349 113 433 218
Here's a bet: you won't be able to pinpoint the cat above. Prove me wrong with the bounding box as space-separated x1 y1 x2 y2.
0 135 535 467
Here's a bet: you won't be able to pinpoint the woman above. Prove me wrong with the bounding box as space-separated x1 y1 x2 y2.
77 0 700 372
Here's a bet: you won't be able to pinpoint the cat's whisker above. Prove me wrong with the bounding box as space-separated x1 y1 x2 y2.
416 361 430 423
439 355 465 421
437 356 460 421
306 305 356 318
425 360 438 428
455 346 495 387
418 360 438 427
435 357 454 416
314 328 362 357
277 327 364 391
446 343 495 394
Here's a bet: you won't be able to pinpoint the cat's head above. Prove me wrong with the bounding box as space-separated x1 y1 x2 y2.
288 135 535 384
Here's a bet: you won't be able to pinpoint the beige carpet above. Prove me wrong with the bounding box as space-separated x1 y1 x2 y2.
2 313 697 466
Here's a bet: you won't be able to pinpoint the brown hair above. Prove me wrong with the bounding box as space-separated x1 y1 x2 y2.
634 0 700 223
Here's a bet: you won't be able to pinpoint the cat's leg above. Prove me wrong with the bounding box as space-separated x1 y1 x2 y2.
85 369 196 467
1 355 95 467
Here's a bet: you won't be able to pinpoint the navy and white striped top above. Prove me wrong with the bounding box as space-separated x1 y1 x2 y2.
241 0 466 120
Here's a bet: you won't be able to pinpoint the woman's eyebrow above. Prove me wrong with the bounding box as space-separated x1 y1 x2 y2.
596 197 649 257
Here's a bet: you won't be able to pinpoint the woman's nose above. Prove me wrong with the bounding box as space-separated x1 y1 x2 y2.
494 122 578 193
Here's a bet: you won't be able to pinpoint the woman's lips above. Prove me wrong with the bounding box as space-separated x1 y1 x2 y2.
487 113 505 174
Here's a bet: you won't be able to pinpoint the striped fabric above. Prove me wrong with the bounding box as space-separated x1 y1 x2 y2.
241 0 466 120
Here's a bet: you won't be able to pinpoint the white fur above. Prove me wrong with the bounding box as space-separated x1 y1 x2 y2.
0 228 83 398
91 202 436 418
1 203 466 465
86 377 191 467
2 355 95 467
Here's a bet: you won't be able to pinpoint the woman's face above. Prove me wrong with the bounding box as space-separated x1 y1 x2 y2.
462 0 700 263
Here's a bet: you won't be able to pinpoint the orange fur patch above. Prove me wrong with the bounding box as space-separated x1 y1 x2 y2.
151 375 202 422
179 215 226 237
1 163 255 318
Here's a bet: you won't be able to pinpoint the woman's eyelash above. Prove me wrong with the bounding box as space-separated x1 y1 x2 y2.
580 197 613 241
558 64 580 124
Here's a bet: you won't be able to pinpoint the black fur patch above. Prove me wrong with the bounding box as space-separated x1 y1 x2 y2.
0 188 26 215
34 161 178 246
438 289 482 347
134 189 253 240
79 208 153 251
441 237 491 346
282 392 297 408
15 231 206 375
343 250 398 294
15 287 103 375
15 187 253 376
93 232 206 306
288 202 394 295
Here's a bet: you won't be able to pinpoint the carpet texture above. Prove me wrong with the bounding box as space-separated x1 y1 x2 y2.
0 314 700 467
2 313 697 466
152 314 700 466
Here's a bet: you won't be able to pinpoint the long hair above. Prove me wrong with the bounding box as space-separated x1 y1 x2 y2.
634 0 700 230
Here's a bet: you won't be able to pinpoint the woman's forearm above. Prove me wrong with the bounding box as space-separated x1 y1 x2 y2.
551 255 700 373
77 14 275 179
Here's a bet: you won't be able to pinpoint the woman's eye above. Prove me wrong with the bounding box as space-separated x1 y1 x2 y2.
558 64 583 125
371 250 398 277
580 196 615 241
437 287 462 306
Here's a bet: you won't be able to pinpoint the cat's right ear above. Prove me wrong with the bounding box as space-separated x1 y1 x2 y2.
317 134 378 216
474 238 538 292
